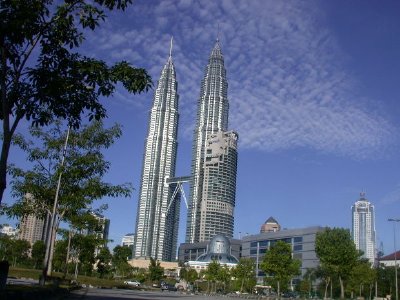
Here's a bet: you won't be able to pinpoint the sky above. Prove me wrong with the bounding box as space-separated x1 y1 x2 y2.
2 0 400 256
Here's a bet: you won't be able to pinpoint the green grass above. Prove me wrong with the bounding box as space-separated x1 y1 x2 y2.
8 267 129 288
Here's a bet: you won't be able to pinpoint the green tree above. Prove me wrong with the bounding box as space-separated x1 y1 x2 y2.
148 257 164 282
31 240 46 269
0 235 13 261
4 120 131 275
232 258 256 293
260 240 301 298
9 239 30 267
112 245 132 278
96 247 112 278
217 265 231 293
205 260 221 293
315 227 359 299
347 259 376 299
52 239 69 272
0 0 152 203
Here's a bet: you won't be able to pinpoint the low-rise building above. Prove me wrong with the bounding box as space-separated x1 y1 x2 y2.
241 226 324 282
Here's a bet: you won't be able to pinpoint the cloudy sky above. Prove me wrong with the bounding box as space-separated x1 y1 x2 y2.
3 0 400 254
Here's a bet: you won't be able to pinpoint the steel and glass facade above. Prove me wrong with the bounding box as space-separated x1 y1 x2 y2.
241 226 324 283
134 53 180 261
186 40 233 243
199 131 238 241
351 193 376 264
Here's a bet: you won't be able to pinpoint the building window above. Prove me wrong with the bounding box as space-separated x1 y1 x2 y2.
294 236 303 243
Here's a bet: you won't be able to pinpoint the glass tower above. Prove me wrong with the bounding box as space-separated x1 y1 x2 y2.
351 193 376 264
199 130 238 241
186 40 234 243
134 46 180 261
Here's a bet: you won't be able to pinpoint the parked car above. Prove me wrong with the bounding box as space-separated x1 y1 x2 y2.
161 282 177 291
124 280 141 287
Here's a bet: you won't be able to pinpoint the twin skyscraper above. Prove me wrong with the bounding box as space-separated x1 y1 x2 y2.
133 38 238 261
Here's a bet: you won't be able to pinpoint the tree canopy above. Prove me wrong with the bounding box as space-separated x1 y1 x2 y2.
260 240 301 297
315 227 360 299
0 0 152 202
2 120 131 276
232 258 256 293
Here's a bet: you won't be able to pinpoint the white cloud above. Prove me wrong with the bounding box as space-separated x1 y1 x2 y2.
83 0 397 159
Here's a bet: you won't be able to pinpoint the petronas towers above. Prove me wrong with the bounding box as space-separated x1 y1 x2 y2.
134 39 238 261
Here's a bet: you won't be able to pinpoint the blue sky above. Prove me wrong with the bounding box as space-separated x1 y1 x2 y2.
2 0 400 255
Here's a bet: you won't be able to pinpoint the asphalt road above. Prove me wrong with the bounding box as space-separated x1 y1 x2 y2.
67 288 242 300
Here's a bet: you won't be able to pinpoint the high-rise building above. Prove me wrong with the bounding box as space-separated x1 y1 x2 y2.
134 42 180 261
18 214 49 245
18 194 50 245
351 193 376 264
186 40 237 243
199 130 238 241
121 233 135 247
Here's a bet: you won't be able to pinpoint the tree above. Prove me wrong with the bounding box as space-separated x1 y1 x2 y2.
9 239 30 267
0 235 13 261
232 258 256 293
3 120 131 276
31 240 46 269
148 257 164 282
347 259 376 299
315 227 359 299
0 0 152 203
205 260 221 293
217 265 231 293
260 241 301 298
96 247 112 278
112 245 132 278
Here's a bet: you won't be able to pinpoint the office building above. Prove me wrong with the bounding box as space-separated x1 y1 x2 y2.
18 214 49 245
121 233 135 247
241 226 324 282
199 131 238 241
351 193 376 264
134 42 180 261
186 39 237 243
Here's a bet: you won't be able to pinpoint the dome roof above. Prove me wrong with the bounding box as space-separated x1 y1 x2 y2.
195 235 238 264
209 235 230 254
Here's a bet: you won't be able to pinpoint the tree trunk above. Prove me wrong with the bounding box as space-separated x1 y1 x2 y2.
324 279 329 299
0 131 11 203
277 281 281 299
339 276 345 299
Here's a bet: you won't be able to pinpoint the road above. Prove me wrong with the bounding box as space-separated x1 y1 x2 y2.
67 288 244 300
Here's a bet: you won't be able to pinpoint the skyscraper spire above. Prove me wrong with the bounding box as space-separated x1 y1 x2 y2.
169 36 173 58
134 42 180 261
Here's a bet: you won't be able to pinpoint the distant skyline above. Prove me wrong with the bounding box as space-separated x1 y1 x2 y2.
1 1 400 255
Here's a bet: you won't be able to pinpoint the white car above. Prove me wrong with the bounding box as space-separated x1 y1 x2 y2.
124 280 141 287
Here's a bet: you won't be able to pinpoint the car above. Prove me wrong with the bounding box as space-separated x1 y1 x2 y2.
161 282 177 291
124 280 141 287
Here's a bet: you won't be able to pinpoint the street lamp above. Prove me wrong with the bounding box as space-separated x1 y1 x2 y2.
388 218 400 300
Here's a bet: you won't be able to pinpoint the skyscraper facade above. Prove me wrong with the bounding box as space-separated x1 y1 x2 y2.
351 193 376 264
186 40 237 243
199 131 238 241
134 47 180 261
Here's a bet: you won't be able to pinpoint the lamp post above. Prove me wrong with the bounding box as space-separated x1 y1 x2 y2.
388 218 399 300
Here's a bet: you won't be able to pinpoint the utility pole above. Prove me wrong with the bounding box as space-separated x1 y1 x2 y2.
388 218 399 300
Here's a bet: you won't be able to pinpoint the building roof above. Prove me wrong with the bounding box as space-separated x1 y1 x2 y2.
195 235 239 264
379 250 400 261
265 217 278 224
